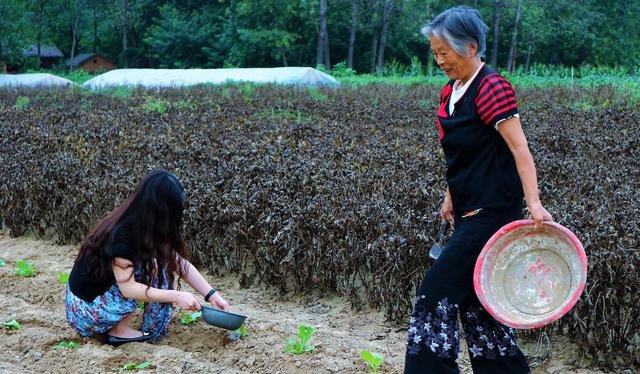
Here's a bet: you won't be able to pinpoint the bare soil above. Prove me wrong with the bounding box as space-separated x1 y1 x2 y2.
0 234 609 374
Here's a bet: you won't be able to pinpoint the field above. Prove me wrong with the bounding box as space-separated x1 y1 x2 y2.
0 234 608 373
0 82 639 372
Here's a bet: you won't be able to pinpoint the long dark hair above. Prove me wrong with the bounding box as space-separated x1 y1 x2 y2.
76 170 189 289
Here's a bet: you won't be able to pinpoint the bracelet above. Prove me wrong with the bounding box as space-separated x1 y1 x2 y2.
204 287 217 302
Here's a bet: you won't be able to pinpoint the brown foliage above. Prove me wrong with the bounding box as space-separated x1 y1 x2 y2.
0 85 638 369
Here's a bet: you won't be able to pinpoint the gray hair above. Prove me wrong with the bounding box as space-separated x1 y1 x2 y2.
421 6 488 58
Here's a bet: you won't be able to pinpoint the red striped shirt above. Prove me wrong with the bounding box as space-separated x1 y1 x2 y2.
475 74 518 127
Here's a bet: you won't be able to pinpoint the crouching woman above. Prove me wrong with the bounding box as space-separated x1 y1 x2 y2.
65 170 229 346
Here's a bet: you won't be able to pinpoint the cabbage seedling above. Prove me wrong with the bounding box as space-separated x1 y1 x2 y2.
284 324 316 354
120 361 151 371
1 320 22 330
180 311 202 325
360 350 384 372
53 341 80 349
58 272 70 284
229 323 248 341
15 260 36 277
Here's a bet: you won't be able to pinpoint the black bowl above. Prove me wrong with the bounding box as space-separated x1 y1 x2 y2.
201 305 247 330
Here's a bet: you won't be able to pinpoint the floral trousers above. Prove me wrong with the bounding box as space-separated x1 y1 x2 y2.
404 205 531 374
65 267 173 342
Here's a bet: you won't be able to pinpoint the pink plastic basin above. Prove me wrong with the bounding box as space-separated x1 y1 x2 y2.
474 220 587 329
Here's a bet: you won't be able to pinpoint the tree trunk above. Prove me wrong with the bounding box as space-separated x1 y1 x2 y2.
491 0 502 68
69 0 82 72
347 0 357 69
324 31 331 68
524 43 532 73
280 46 288 66
506 0 522 72
316 0 328 68
370 35 378 73
36 0 48 68
121 0 128 68
92 2 98 53
376 0 392 73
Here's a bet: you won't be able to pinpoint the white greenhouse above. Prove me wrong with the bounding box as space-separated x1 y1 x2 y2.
0 73 75 88
82 67 340 89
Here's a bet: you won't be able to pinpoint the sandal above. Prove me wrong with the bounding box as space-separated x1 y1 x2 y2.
106 331 157 346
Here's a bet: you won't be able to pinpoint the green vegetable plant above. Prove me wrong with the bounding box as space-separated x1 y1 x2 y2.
228 323 248 341
58 272 70 284
1 320 22 330
235 323 248 338
360 350 384 372
15 260 36 277
53 341 80 349
284 324 316 354
120 362 151 371
179 311 202 325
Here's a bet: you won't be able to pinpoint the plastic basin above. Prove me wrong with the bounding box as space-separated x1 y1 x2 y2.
474 220 587 329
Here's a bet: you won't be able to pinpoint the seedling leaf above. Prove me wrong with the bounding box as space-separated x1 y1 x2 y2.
228 323 249 341
180 311 202 325
121 361 151 370
15 260 36 277
360 350 384 372
58 272 70 284
1 320 22 330
53 341 80 349
284 324 316 354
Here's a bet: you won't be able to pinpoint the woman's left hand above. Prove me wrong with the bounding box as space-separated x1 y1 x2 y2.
209 292 230 311
527 202 553 229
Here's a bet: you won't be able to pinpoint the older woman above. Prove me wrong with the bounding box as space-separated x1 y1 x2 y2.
404 6 553 374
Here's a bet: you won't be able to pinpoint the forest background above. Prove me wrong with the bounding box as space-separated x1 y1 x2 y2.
1 0 639 77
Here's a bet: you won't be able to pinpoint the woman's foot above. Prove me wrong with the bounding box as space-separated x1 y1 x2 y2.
106 314 156 346
106 331 157 346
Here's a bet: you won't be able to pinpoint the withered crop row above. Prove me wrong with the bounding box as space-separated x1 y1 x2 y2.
0 85 638 369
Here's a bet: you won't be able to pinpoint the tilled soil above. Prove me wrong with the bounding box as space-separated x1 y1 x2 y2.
0 234 606 374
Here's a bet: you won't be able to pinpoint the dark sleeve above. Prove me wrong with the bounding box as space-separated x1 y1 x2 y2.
106 228 136 262
110 241 136 261
475 73 519 127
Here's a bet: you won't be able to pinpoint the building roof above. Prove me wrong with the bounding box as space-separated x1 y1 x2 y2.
23 45 64 58
68 53 98 68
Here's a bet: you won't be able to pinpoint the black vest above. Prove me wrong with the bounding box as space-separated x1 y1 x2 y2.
436 65 524 213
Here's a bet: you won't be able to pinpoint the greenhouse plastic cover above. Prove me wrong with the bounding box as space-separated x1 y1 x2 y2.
83 67 340 89
0 73 75 88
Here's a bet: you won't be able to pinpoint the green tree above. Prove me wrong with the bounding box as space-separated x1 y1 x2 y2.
0 0 31 69
143 4 218 68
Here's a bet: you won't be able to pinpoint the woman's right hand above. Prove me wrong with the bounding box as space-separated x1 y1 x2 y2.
173 291 201 311
440 189 455 227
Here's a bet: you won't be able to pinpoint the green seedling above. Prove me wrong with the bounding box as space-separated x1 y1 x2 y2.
235 323 248 338
1 320 22 330
284 324 316 354
0 258 6 267
360 350 384 372
120 361 151 371
228 323 248 341
58 272 70 284
53 341 80 349
137 301 145 309
15 260 36 277
180 311 202 325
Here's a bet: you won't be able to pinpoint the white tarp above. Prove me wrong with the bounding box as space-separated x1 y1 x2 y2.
0 73 75 88
83 67 340 89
